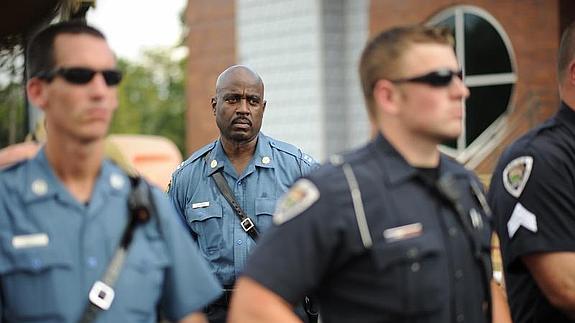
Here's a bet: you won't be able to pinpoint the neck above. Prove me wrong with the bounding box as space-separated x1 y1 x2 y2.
220 135 258 175
44 136 104 203
379 126 440 168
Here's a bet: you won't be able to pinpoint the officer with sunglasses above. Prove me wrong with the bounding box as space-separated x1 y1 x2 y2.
229 25 501 323
488 21 575 323
0 20 221 323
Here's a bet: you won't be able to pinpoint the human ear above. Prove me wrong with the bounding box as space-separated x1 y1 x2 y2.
26 78 48 112
211 98 217 115
373 79 399 115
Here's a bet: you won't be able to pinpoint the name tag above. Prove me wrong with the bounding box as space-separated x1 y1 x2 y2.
383 223 423 242
12 233 49 249
192 201 210 209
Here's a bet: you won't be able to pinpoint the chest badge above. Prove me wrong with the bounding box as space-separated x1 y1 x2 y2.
502 156 533 198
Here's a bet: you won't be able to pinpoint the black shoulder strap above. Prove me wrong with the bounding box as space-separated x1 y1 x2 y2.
79 176 153 323
212 171 260 241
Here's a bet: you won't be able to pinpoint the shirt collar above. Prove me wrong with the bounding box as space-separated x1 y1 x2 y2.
557 101 575 129
205 132 275 177
372 133 467 186
23 147 128 205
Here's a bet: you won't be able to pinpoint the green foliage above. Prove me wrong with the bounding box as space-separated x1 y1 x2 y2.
0 44 26 149
111 48 187 155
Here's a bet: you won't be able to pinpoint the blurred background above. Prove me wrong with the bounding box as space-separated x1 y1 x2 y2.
1 0 574 187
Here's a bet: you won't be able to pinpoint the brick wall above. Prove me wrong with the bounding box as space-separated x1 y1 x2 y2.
185 0 236 155
370 0 565 174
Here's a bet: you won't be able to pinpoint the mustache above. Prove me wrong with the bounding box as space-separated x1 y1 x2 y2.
232 117 252 126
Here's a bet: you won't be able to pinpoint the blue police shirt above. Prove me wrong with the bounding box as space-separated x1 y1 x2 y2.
169 132 317 286
0 148 222 323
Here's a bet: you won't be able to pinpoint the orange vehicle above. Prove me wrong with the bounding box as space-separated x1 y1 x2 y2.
0 134 182 191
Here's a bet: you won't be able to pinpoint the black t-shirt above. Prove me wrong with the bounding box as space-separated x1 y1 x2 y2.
488 102 575 323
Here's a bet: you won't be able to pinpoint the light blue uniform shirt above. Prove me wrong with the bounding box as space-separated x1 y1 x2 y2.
169 133 317 286
0 148 221 323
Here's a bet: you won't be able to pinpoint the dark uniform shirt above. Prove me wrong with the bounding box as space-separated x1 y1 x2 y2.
243 134 492 323
0 149 222 323
488 102 575 323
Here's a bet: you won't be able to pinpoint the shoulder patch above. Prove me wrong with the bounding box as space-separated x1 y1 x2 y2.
273 179 320 225
502 156 533 198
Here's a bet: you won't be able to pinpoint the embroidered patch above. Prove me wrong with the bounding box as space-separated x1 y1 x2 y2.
502 156 533 198
273 179 320 225
507 202 538 238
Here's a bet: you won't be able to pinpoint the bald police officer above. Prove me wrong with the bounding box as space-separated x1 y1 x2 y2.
0 21 221 323
168 65 317 322
228 25 501 323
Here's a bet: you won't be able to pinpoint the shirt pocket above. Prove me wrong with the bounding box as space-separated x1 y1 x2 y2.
371 233 446 315
120 236 170 317
0 241 73 321
255 197 276 230
185 203 224 258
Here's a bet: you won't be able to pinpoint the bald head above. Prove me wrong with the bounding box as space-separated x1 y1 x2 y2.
215 65 264 95
212 65 267 145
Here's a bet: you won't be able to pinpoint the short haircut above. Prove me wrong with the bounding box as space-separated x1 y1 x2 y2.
359 25 454 118
26 20 106 80
558 21 575 84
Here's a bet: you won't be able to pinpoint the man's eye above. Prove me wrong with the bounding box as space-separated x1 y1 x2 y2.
249 99 260 105
225 97 239 103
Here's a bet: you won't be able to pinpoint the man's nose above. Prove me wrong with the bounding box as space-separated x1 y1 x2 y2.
237 98 250 113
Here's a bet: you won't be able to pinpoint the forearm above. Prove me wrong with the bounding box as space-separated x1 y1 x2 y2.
178 311 208 323
491 280 512 323
228 277 301 323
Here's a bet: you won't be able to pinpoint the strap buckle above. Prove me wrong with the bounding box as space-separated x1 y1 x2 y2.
89 280 115 310
240 218 255 232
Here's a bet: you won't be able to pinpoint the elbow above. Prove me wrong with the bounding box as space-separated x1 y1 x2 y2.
545 284 575 315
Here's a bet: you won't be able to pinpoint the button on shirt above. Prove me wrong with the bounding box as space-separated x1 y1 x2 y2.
243 134 492 323
0 149 222 323
169 133 317 286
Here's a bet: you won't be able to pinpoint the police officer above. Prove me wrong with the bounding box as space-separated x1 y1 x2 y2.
0 21 221 323
168 65 317 322
488 21 575 323
228 25 500 323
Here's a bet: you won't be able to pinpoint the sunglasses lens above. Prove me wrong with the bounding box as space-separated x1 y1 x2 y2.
61 68 96 84
427 72 454 87
50 68 122 86
102 70 122 86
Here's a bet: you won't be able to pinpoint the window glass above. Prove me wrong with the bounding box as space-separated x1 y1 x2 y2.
464 14 512 75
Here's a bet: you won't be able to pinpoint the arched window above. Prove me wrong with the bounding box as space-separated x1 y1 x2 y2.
428 6 517 162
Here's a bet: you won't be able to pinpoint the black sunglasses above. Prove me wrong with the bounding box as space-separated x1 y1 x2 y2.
37 67 123 86
390 69 463 87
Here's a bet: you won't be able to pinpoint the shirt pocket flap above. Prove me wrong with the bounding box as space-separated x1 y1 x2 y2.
372 233 442 271
0 240 72 274
255 197 276 216
185 202 222 223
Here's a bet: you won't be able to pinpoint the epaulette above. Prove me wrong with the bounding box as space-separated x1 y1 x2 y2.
269 139 315 165
0 158 28 173
173 141 216 174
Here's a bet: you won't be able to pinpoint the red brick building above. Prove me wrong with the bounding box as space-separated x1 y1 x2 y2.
185 0 575 175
